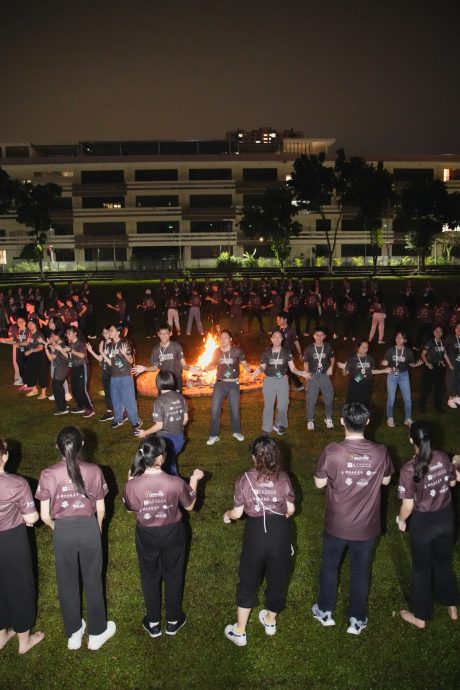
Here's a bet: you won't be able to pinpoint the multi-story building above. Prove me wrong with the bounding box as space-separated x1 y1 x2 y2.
0 134 459 270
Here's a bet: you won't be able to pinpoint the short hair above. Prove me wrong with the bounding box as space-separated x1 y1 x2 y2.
277 311 289 321
342 402 370 433
220 329 232 339
157 323 172 333
313 326 326 335
156 370 177 392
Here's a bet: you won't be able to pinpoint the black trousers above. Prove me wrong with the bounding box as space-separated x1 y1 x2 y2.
322 311 337 338
346 378 372 407
446 364 460 397
70 364 92 410
0 524 36 633
53 516 107 636
237 515 291 613
135 521 186 623
52 378 67 412
420 365 445 410
143 311 157 337
247 310 264 333
16 349 27 381
305 309 319 334
102 368 113 411
343 314 358 338
24 351 48 388
409 506 459 620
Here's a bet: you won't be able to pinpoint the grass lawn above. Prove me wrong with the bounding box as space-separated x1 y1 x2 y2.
1 278 460 690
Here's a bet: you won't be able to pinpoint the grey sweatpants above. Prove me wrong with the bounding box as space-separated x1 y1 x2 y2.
262 375 290 432
306 373 334 421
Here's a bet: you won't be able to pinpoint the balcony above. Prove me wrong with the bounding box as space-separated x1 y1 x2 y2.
72 183 127 196
73 206 182 218
129 180 235 192
182 206 236 221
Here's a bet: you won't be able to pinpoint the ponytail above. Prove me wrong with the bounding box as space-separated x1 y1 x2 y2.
130 436 166 478
56 426 89 498
409 420 433 483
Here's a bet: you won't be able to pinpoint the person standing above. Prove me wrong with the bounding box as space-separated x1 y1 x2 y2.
137 289 157 339
225 288 244 335
253 330 307 436
136 371 189 476
43 331 70 415
446 322 460 409
86 327 114 422
223 437 295 647
312 402 394 634
61 326 94 418
132 324 199 392
419 326 453 413
166 292 181 336
100 325 142 434
106 290 129 329
397 421 459 628
123 436 203 638
245 289 264 334
204 330 252 446
0 315 30 387
304 327 335 431
415 301 434 349
0 439 44 654
185 289 204 336
36 426 116 650
337 339 387 407
303 283 320 336
368 298 386 345
382 331 422 427
276 312 304 391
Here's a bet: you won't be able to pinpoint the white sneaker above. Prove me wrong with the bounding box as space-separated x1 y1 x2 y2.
259 609 277 636
224 624 247 647
65 394 73 402
454 396 460 405
88 621 116 650
48 394 55 401
307 421 315 431
347 616 368 635
312 603 336 627
404 418 413 427
387 417 395 428
324 418 334 429
68 619 86 650
206 436 220 446
448 399 458 409
232 432 245 442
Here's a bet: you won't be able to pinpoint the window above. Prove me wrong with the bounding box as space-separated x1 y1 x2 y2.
53 223 74 236
315 245 329 257
342 217 364 231
54 249 75 261
444 169 460 181
393 168 434 182
191 246 224 259
83 222 126 236
316 219 331 232
84 248 126 261
0 250 6 265
189 168 232 180
137 221 179 234
243 243 272 258
242 168 278 181
132 246 179 258
81 170 124 183
242 194 264 206
82 196 125 209
189 195 233 208
52 197 73 210
135 169 178 181
341 244 380 257
136 195 179 207
190 221 232 233
5 145 29 158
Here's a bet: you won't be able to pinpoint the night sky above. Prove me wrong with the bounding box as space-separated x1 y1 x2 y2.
1 0 459 155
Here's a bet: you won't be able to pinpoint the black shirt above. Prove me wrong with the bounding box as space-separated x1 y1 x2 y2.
211 346 246 380
384 346 414 373
304 342 334 374
423 338 446 366
346 353 375 381
260 347 292 377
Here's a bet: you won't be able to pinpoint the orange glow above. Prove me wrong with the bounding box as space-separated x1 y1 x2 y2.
195 333 219 369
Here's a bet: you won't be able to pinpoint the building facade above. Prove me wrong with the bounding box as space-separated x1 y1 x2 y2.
0 134 459 270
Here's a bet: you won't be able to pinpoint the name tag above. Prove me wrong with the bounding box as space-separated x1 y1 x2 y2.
275 369 283 379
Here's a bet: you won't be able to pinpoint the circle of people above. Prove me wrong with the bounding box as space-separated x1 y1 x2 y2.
0 275 460 652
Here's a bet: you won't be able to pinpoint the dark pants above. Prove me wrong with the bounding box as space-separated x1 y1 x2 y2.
347 378 372 407
52 378 67 412
160 433 185 476
416 323 433 348
420 365 445 411
0 524 36 633
16 349 27 381
237 515 291 612
343 314 358 338
53 516 106 637
305 309 319 334
289 307 303 335
288 368 303 390
70 364 92 411
317 531 377 620
24 351 48 388
247 310 264 333
210 381 241 436
446 364 460 397
144 311 157 337
322 311 337 338
102 368 113 411
409 506 459 620
135 521 186 623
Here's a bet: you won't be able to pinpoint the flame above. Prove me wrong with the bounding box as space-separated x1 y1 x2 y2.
195 333 219 369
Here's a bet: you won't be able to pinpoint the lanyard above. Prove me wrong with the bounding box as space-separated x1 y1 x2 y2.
245 472 284 534
357 354 367 374
272 348 282 369
221 348 232 367
314 345 325 370
159 343 169 362
395 347 404 368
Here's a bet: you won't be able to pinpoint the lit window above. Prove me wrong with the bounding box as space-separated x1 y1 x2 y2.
443 169 450 182
62 171 74 178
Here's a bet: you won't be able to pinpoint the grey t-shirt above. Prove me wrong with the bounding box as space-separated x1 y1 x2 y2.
153 391 188 435
151 341 184 379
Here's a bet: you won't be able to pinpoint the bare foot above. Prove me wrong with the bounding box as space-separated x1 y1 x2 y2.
448 606 458 621
0 629 16 650
18 631 44 654
400 610 426 629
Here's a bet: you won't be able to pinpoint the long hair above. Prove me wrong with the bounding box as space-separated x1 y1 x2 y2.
410 420 433 483
56 426 89 498
251 436 282 481
130 436 166 478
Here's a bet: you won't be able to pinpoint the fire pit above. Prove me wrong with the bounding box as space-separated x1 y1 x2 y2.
136 333 263 397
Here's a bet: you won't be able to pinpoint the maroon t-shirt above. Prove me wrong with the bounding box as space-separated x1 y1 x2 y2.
0 474 36 531
35 460 108 519
123 471 195 527
315 439 394 540
398 450 455 512
233 468 295 518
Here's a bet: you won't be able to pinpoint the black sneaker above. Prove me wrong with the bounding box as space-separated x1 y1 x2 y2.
83 409 95 419
165 614 186 636
111 420 124 429
53 409 69 416
99 411 114 422
142 617 162 638
70 408 85 414
132 421 143 436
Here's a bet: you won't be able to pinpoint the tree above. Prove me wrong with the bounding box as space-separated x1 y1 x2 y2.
339 158 394 271
393 179 449 272
289 149 355 273
239 185 302 271
15 182 62 278
0 167 19 214
435 192 460 261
